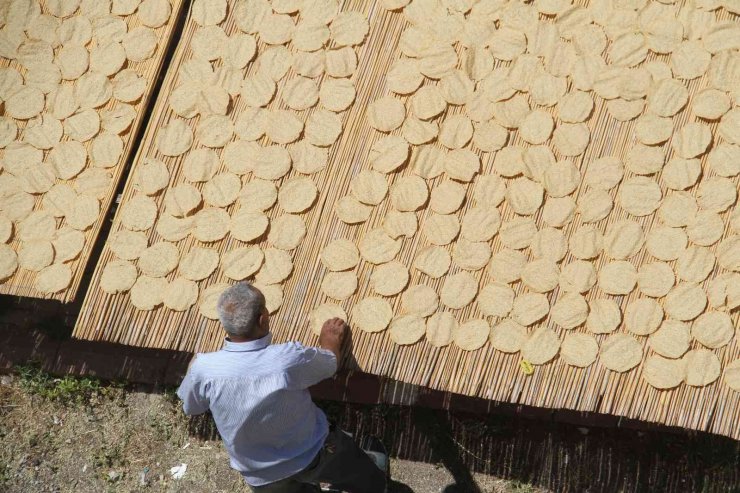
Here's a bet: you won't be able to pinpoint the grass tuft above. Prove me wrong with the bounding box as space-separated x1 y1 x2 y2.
14 363 122 406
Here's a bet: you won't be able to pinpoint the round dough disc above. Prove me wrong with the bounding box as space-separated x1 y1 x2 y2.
521 327 560 365
560 333 599 367
643 356 686 389
389 314 426 345
100 260 138 294
163 278 199 311
684 349 721 387
453 319 489 351
426 311 456 348
352 297 392 333
370 261 409 296
600 334 642 372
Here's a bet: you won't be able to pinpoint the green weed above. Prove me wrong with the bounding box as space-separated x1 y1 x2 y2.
14 363 110 406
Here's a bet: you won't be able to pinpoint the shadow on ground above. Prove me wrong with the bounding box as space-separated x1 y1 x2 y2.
186 399 740 493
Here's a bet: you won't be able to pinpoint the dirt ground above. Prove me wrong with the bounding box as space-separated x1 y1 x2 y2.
0 370 540 493
2 366 740 493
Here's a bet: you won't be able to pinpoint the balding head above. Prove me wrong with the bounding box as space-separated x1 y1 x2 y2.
217 282 266 338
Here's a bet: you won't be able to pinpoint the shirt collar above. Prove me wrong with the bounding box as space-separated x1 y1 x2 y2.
222 333 272 352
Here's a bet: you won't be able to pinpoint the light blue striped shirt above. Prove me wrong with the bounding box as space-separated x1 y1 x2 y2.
177 333 337 486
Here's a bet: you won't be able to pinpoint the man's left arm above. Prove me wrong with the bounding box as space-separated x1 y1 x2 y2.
176 357 210 416
284 344 338 390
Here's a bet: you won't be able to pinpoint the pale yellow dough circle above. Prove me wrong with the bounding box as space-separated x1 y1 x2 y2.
692 311 734 349
521 327 560 365
401 284 438 317
413 246 451 279
511 293 549 326
477 283 514 317
321 271 357 300
598 261 637 295
268 215 306 250
130 276 168 311
35 263 73 294
309 303 347 336
389 314 426 345
586 298 621 334
179 247 219 281
278 177 318 213
359 229 401 264
367 96 405 132
230 210 269 243
425 312 456 348
352 297 392 333
440 272 478 309
0 244 18 280
371 261 409 296
624 298 663 336
490 319 527 353
100 260 138 294
390 176 428 211
19 241 54 272
163 278 199 311
335 196 371 224
643 356 686 390
664 283 707 321
648 320 690 359
600 334 642 372
560 333 599 368
637 262 675 297
453 319 489 351
321 239 359 271
138 242 180 278
222 246 264 280
350 170 388 205
684 349 721 387
255 249 293 285
383 210 416 239
551 293 588 329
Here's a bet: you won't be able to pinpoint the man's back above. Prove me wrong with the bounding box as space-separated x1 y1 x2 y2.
177 334 337 486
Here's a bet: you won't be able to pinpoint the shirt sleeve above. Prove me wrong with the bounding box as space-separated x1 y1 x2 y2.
285 344 338 390
176 361 210 416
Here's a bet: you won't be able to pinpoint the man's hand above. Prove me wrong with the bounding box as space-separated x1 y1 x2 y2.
319 318 347 366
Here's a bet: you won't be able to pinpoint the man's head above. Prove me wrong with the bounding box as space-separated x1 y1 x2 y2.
217 282 269 340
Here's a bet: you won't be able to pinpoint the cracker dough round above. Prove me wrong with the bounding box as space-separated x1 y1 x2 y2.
661 158 701 191
268 214 306 250
390 176 428 211
156 214 193 242
130 276 168 311
401 284 439 317
305 109 342 147
413 246 451 279
335 196 371 224
382 210 416 239
18 211 56 242
618 177 662 217
643 356 686 389
586 298 621 334
646 226 686 261
577 189 613 223
135 158 170 195
138 242 179 278
193 207 230 242
717 235 740 272
353 297 392 333
0 216 12 243
584 156 623 190
561 333 599 367
598 261 637 295
163 278 199 311
637 261 674 298
489 249 526 284
696 177 737 213
692 311 734 349
506 178 543 216
460 206 500 242
389 314 426 345
321 239 359 272
157 120 193 157
454 319 489 351
191 0 227 26
477 283 514 318
511 293 549 326
684 349 720 387
350 170 387 206
664 283 707 321
321 271 357 300
624 298 663 336
255 248 293 285
521 259 560 293
542 196 576 228
282 76 319 111
499 217 537 250
452 240 491 271
100 260 138 294
369 135 409 174
411 145 446 179
658 192 697 227
521 327 560 365
179 247 219 281
371 261 409 296
325 46 357 78
634 114 673 145
222 246 264 280
489 319 527 353
559 261 596 294
423 214 460 246
359 229 401 264
438 114 473 149
551 293 589 329
430 181 466 215
648 320 690 359
367 96 405 132
164 184 202 218
600 334 642 372
440 272 478 309
425 311 456 348
109 230 148 260
568 226 603 260
329 11 368 47
604 220 644 260
676 246 715 282
320 77 355 112
445 149 480 182
35 263 72 293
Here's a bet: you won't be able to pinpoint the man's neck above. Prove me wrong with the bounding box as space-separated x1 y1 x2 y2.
227 332 267 343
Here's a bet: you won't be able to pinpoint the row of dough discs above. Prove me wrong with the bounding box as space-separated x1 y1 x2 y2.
310 0 740 391
96 0 371 318
0 0 174 293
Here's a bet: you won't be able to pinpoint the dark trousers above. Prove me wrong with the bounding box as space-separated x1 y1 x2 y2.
251 427 386 493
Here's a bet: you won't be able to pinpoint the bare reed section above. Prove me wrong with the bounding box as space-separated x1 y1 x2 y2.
0 0 186 302
74 0 740 440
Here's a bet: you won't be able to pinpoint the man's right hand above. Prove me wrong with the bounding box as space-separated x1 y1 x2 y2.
319 318 347 366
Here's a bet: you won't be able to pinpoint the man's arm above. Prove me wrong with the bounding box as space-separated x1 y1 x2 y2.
285 318 348 390
176 358 210 416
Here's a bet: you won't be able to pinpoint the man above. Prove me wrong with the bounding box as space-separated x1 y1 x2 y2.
177 282 387 492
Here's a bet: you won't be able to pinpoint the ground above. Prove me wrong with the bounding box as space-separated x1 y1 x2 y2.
0 367 539 493
2 365 739 493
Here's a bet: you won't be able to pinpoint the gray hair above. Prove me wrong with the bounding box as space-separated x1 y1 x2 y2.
217 282 266 337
